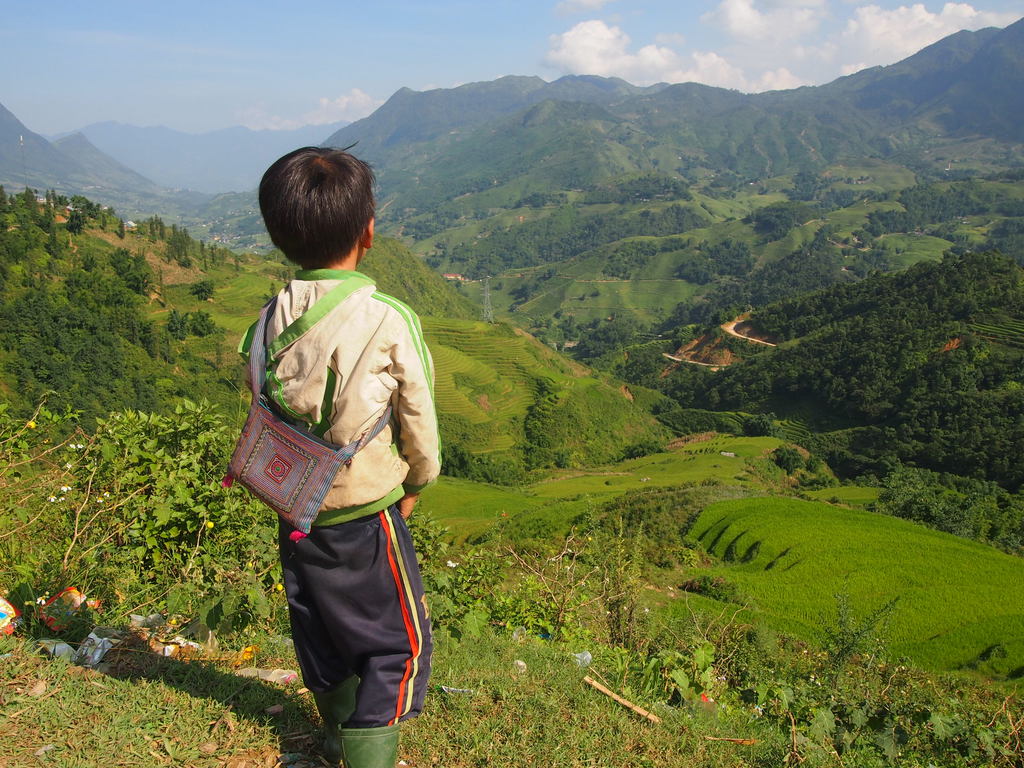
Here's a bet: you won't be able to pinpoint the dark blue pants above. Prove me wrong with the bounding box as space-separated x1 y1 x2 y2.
279 506 432 728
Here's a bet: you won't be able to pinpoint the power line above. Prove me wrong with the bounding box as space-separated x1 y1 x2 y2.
481 276 493 325
19 135 28 191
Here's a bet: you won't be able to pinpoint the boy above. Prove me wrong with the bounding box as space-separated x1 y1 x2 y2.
247 147 439 768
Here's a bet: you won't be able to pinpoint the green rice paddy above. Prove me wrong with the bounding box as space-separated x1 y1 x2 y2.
688 497 1024 676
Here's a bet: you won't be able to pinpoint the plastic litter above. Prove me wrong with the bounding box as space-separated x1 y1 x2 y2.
237 667 299 684
178 618 218 651
34 745 55 757
439 685 476 695
573 651 593 668
0 596 20 635
511 626 528 642
38 639 75 661
74 628 126 668
129 613 165 629
161 637 203 657
513 659 527 674
37 588 100 631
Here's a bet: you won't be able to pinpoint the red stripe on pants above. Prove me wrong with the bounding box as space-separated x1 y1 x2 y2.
379 510 419 725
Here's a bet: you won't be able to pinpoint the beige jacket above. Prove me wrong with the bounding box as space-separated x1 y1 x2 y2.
241 268 441 524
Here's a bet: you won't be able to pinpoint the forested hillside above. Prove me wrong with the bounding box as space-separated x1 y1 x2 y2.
0 187 242 421
666 253 1024 487
0 187 664 481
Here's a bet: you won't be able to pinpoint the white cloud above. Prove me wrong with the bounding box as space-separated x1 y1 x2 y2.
753 66 805 91
303 89 382 125
837 3 1020 71
545 19 809 92
702 0 827 41
555 0 616 15
237 89 383 130
545 3 1017 95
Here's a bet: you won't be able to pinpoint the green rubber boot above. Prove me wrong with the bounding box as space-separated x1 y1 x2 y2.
338 724 400 768
313 676 360 765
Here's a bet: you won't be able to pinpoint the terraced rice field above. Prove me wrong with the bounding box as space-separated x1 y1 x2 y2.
969 318 1024 349
688 497 1024 676
423 318 556 454
778 418 811 445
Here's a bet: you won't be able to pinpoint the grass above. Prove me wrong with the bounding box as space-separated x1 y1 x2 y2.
530 436 783 502
687 497 1024 677
0 627 781 768
804 485 881 508
875 233 951 268
423 316 666 466
0 634 314 768
419 477 539 541
415 435 788 542
969 318 1024 349
823 161 917 193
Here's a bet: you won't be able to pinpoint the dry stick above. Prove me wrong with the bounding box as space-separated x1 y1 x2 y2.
64 484 148 569
61 463 100 569
704 737 759 746
583 675 662 724
787 711 805 765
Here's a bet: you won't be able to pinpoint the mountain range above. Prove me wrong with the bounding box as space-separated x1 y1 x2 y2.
324 17 1023 219
0 17 1020 226
61 120 347 193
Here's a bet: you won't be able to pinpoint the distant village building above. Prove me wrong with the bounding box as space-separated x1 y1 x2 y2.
124 221 137 230
442 273 466 281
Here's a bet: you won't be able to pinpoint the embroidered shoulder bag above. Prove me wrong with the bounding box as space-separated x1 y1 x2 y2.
224 294 392 533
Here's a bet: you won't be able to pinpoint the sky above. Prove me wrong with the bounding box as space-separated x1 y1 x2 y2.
4 0 1022 135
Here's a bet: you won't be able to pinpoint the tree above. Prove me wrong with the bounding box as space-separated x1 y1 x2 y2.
189 279 215 301
187 310 217 337
66 209 86 235
167 309 187 341
772 446 804 474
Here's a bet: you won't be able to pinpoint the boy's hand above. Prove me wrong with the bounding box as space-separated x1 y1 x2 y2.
398 492 419 520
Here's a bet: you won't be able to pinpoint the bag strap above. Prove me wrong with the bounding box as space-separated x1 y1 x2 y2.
266 273 374 360
339 404 393 465
248 276 370 397
247 297 276 398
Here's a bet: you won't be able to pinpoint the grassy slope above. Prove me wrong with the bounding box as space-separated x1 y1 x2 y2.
688 497 1024 675
0 629 776 768
420 434 788 540
419 432 1024 679
423 316 666 463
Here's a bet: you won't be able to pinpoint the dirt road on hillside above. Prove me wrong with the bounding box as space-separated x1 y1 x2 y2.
721 316 777 347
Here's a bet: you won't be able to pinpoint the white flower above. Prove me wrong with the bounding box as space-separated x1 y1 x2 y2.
64 463 73 469
446 560 459 568
58 497 65 502
48 496 57 503
76 444 84 450
60 485 71 492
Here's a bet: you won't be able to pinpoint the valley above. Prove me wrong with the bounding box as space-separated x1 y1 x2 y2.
2 16 1024 767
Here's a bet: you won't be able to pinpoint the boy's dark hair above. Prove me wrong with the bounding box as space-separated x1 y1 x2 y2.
259 146 375 269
